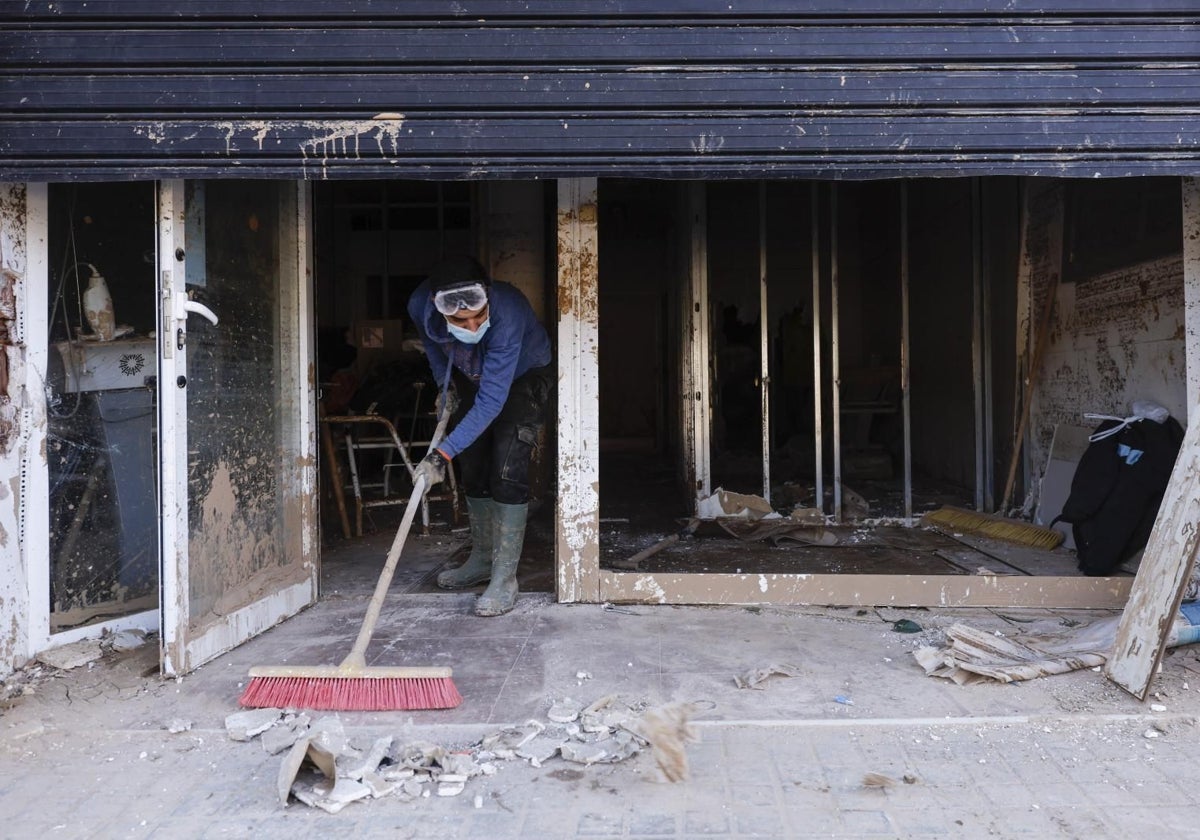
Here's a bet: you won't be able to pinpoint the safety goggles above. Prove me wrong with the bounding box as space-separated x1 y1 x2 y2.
433 282 488 316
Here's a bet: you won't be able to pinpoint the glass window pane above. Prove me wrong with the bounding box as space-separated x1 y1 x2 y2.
46 182 158 630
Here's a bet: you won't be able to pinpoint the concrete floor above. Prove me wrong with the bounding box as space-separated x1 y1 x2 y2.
3 522 1197 838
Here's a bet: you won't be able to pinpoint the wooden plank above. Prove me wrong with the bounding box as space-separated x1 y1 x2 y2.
1105 406 1200 699
599 571 1132 609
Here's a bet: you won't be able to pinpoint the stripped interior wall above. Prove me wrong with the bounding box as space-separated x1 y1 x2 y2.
1026 179 1188 510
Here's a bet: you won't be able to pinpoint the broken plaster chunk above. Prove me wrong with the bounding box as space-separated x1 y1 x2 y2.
437 779 466 797
439 752 480 777
225 707 283 742
337 735 393 780
516 732 569 765
308 716 349 751
294 777 371 813
579 695 637 733
559 740 610 765
279 737 314 805
110 628 148 651
36 639 103 671
165 719 193 734
388 740 445 769
261 721 305 756
399 778 426 800
480 721 544 752
548 700 582 723
361 771 400 799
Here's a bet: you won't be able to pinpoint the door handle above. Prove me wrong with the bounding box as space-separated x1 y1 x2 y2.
172 291 219 326
183 300 219 326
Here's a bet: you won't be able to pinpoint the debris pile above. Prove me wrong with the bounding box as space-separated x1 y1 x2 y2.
227 694 703 813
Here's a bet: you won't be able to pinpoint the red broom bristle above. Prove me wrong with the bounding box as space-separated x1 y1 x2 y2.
238 676 462 711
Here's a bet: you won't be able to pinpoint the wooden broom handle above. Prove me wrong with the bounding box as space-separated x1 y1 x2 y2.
339 405 452 672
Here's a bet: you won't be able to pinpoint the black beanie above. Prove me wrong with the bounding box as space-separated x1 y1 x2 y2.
427 255 489 292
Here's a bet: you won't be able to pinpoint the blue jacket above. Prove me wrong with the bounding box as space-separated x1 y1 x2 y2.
407 279 552 459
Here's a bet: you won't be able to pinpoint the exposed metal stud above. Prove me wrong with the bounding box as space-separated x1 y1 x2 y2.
689 182 712 502
758 181 771 504
900 182 913 525
971 179 985 511
982 182 996 513
830 184 843 522
811 183 824 513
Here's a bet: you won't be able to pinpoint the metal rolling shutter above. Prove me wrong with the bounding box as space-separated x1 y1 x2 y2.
3 1 1199 180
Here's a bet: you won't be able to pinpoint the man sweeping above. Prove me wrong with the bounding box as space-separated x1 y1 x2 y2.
409 255 553 617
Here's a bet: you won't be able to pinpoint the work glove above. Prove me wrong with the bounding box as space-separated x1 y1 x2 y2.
414 449 449 489
435 387 459 419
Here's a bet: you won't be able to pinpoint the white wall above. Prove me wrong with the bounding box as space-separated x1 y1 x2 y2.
0 183 32 675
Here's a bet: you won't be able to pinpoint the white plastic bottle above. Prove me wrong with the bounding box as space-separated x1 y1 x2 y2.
83 265 115 341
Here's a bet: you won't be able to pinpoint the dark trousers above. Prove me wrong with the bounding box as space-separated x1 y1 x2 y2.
451 364 553 505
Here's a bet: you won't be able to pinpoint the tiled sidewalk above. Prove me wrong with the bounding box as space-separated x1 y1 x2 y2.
3 583 1199 838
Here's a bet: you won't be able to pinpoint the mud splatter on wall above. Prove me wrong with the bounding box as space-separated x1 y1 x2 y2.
0 267 16 453
0 183 28 674
1030 253 1186 502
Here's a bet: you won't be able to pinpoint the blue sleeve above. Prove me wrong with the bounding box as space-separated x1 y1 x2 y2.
438 319 523 459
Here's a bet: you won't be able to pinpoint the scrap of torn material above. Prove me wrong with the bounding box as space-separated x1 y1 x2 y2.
634 701 700 783
734 662 802 689
695 488 836 546
914 611 1200 685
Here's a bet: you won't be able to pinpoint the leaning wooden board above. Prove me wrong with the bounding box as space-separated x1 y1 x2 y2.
1105 409 1200 700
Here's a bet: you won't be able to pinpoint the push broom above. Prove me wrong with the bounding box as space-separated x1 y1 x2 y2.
239 409 462 711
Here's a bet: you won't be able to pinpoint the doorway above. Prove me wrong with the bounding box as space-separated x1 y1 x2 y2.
30 181 317 671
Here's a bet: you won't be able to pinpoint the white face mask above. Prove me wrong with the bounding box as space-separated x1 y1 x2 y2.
447 318 490 344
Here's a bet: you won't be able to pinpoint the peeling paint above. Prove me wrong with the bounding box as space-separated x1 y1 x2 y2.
631 574 667 602
555 180 600 603
0 268 16 454
135 117 407 180
0 182 27 677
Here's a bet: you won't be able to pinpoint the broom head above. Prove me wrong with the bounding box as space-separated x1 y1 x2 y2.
238 665 462 711
921 506 1064 551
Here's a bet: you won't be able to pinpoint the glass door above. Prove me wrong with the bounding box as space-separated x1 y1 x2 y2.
44 183 159 635
158 180 317 675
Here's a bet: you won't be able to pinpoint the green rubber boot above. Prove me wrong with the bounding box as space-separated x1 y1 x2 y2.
437 497 495 589
475 501 527 616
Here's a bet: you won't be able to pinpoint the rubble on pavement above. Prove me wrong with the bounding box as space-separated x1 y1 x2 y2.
226 693 701 813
